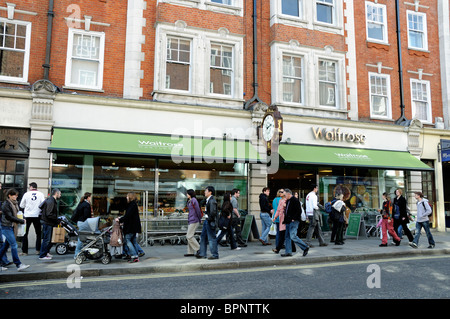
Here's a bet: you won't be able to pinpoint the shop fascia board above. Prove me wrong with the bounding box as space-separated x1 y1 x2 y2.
54 93 251 120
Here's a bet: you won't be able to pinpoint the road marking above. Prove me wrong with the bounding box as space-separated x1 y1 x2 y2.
1 254 449 289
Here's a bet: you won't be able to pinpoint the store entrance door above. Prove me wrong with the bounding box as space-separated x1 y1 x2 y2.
268 167 317 202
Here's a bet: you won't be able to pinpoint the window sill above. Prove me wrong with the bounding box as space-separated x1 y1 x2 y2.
366 40 390 51
370 116 394 121
152 90 244 108
313 21 343 34
408 48 430 58
205 2 242 16
0 79 30 86
63 86 105 93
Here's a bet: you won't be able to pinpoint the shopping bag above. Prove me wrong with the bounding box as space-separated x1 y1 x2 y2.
16 212 26 237
51 226 66 243
269 223 277 236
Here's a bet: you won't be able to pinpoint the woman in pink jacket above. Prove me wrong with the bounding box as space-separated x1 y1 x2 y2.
271 191 296 254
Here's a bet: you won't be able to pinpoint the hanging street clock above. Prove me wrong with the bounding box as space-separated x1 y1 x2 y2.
261 105 283 156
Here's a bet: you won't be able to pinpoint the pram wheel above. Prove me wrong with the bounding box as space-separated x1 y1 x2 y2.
56 243 67 255
101 254 111 265
75 254 86 265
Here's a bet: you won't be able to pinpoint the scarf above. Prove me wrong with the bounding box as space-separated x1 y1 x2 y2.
7 198 20 236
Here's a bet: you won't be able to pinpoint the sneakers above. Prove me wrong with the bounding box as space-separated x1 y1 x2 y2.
1 267 7 271
428 244 435 249
231 247 241 251
17 264 30 272
409 242 418 249
39 256 52 260
128 257 139 263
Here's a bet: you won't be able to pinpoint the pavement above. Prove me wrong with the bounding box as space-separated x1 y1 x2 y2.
1 230 450 283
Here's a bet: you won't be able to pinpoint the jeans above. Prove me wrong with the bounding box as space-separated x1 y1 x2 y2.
260 212 272 243
0 226 22 267
285 221 309 254
39 223 54 258
413 221 435 246
198 219 219 258
125 233 139 258
0 225 11 265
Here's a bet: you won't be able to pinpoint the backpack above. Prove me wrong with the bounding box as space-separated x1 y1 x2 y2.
422 201 433 217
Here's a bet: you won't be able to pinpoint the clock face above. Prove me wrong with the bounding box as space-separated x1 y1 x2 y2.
262 115 275 142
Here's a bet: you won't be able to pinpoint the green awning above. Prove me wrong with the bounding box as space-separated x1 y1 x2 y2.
279 143 433 171
49 128 262 163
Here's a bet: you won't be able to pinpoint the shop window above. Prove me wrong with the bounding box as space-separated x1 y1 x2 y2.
0 19 31 83
65 28 105 91
366 2 388 43
0 158 27 199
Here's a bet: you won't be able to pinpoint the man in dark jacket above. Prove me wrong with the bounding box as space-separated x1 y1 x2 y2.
281 189 309 257
39 189 61 260
196 186 219 260
259 187 273 245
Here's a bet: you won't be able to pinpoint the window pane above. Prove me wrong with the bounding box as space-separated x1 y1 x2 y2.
283 78 302 103
413 101 428 121
71 59 99 87
368 23 384 41
372 96 387 116
0 49 24 77
319 82 336 106
73 34 100 60
282 0 300 17
409 30 423 48
317 3 333 24
210 68 232 95
15 160 25 173
211 0 232 5
166 63 189 91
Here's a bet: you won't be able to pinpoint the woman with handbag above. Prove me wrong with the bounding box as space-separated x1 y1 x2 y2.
331 193 347 246
216 193 240 251
393 189 414 243
0 189 30 271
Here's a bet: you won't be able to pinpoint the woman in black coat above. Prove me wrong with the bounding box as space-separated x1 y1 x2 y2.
393 189 414 242
116 192 142 263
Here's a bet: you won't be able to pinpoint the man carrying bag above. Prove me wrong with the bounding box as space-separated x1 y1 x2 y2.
39 189 61 260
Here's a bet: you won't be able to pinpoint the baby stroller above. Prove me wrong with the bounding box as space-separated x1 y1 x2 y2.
55 216 79 255
74 217 113 265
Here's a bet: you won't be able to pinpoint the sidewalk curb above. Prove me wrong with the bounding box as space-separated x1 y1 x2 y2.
1 248 449 284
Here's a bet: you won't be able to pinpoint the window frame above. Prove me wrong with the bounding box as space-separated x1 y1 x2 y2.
282 54 304 104
64 28 105 91
0 18 32 84
315 0 335 26
209 42 234 97
410 78 432 123
365 1 388 44
406 10 428 51
281 0 303 19
318 58 338 108
165 36 192 92
368 72 392 120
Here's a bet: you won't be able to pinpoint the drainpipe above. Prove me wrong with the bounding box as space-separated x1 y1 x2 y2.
394 0 408 125
244 0 262 109
43 0 54 80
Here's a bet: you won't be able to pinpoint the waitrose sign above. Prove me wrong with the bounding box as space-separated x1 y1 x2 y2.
49 128 261 163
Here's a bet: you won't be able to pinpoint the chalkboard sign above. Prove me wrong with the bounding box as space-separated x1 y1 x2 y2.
346 213 366 239
241 214 254 242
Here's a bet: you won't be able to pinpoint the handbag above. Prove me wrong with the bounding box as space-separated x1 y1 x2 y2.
218 215 230 230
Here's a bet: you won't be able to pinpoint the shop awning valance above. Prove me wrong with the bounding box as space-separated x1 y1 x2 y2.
49 128 262 163
279 143 433 171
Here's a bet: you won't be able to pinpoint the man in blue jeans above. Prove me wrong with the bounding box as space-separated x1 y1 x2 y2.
281 189 309 257
39 189 61 260
196 186 219 260
410 192 435 249
259 187 273 245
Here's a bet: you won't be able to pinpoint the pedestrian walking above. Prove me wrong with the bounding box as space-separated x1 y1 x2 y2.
393 189 414 244
184 189 202 257
197 186 219 260
272 189 284 248
281 189 309 257
0 182 13 268
39 188 61 260
230 188 246 247
71 192 93 259
19 182 45 256
305 185 327 247
410 192 435 249
271 190 296 254
379 192 401 247
0 189 30 271
259 187 273 246
332 193 347 246
216 193 240 251
116 192 142 263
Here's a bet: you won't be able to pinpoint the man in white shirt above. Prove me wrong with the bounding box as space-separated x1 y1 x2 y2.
19 182 45 255
305 185 327 248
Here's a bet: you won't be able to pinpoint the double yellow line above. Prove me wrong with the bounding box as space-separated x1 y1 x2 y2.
1 254 449 290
